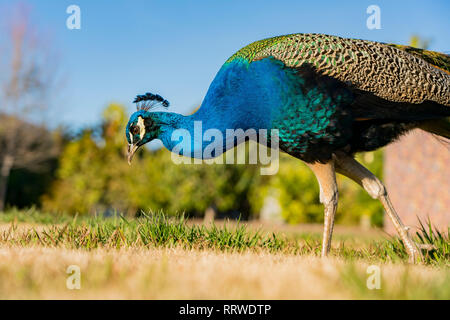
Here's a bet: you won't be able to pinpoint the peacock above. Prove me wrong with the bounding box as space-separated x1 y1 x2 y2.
125 33 450 263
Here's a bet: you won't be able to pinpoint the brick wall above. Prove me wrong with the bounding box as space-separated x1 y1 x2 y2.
384 129 449 234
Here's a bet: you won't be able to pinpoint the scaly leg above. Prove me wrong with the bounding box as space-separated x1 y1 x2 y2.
333 151 423 263
305 160 338 257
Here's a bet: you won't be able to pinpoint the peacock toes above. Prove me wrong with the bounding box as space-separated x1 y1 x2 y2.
332 151 424 264
305 161 338 258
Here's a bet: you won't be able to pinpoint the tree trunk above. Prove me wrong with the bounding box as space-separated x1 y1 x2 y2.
0 155 14 212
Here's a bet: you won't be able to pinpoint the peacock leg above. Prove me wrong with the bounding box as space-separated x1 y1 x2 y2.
305 161 338 257
333 151 423 263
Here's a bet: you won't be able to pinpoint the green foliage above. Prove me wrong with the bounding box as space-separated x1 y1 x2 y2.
409 34 431 50
42 103 133 214
338 151 384 226
248 151 384 226
251 155 323 224
0 119 63 210
0 207 74 224
164 153 261 218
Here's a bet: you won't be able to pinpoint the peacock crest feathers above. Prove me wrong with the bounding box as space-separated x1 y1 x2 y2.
133 92 170 111
226 33 450 106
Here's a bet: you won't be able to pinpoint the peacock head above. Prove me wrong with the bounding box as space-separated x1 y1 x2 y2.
126 93 170 164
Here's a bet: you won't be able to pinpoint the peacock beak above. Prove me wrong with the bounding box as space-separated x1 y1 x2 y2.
127 143 139 165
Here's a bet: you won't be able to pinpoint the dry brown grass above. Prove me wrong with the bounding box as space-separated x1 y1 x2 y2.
0 214 448 300
0 246 448 299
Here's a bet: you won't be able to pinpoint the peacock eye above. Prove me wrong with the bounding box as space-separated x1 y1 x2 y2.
144 118 153 127
132 126 140 135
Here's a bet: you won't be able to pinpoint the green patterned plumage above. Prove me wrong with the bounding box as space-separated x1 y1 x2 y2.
387 44 450 73
226 35 288 63
227 33 450 106
221 33 450 161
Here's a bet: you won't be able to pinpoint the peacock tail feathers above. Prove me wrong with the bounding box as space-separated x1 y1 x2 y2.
226 33 450 106
387 44 450 74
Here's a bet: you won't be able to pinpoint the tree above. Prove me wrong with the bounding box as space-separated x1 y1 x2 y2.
42 104 137 215
0 6 61 210
409 34 431 50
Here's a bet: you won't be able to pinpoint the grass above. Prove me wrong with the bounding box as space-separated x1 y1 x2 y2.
1 210 448 265
1 247 448 299
1 211 290 252
0 210 448 299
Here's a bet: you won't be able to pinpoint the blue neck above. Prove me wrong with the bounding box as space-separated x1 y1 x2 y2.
156 111 256 159
155 58 287 158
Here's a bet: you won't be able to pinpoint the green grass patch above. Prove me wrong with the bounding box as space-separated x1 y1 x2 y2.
0 210 448 266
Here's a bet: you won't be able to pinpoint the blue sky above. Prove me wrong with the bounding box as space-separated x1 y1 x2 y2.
1 0 449 129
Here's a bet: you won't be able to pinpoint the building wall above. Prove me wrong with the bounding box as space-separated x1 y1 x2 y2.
384 129 449 234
